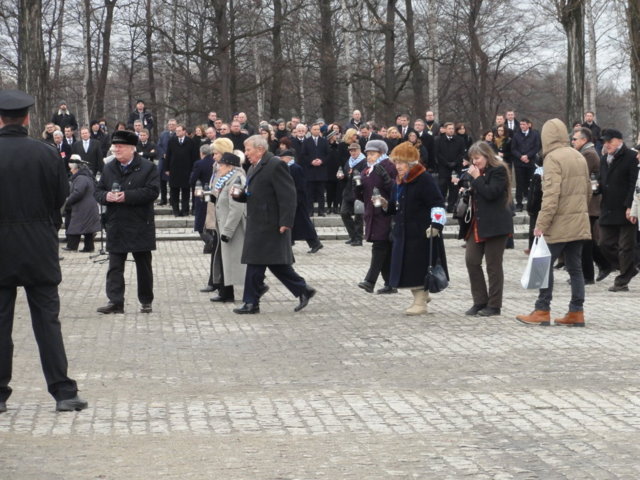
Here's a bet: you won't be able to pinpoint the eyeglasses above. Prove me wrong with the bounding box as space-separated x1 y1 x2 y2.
571 138 578 141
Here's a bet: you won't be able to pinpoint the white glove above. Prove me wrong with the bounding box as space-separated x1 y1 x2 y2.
425 226 441 238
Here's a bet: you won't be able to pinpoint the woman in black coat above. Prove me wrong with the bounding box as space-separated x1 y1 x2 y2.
463 141 513 317
381 142 447 315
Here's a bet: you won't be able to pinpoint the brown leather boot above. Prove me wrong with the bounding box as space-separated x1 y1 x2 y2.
515 310 551 326
554 311 585 327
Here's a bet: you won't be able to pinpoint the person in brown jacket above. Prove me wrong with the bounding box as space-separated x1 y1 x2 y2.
571 127 611 283
517 119 592 327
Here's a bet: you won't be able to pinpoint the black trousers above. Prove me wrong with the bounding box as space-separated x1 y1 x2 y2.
306 181 326 214
0 285 78 402
66 233 95 251
106 251 154 305
365 240 392 286
160 179 168 203
599 223 638 286
514 166 533 207
325 180 342 210
170 187 190 214
242 264 307 305
437 169 457 211
340 200 363 242
582 216 610 281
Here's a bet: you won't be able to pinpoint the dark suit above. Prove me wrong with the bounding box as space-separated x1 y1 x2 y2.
416 131 435 170
71 138 104 175
54 141 72 169
137 140 157 163
358 132 383 151
396 125 414 141
300 135 330 214
166 135 197 215
0 124 79 403
238 152 310 306
510 128 541 207
435 135 466 209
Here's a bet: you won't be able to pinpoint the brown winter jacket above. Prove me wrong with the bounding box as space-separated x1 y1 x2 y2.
535 118 592 244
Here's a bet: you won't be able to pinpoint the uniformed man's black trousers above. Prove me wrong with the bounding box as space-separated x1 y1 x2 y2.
106 251 154 306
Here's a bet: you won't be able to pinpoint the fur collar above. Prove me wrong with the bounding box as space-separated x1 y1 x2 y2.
398 164 425 184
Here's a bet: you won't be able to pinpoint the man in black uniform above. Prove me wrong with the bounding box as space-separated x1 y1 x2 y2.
0 90 87 413
95 130 160 314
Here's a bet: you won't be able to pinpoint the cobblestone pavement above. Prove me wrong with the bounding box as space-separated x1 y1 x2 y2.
1 239 639 479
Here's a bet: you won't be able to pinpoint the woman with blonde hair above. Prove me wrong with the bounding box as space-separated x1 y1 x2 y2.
384 126 402 153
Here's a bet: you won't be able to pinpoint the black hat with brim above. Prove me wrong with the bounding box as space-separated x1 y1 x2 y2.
601 129 623 141
219 152 241 167
111 130 139 146
0 89 35 117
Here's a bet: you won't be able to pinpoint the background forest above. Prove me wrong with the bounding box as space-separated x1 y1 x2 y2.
2 0 640 141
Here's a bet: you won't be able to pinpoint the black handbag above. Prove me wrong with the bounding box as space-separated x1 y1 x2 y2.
424 235 449 293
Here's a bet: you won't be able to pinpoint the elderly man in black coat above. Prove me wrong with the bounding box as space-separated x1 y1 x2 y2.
232 135 316 314
0 89 87 413
166 124 197 216
95 130 160 314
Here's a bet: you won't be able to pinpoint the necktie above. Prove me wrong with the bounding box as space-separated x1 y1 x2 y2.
179 138 183 145
314 137 317 146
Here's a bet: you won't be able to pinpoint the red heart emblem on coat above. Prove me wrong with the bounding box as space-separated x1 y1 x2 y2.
434 213 442 220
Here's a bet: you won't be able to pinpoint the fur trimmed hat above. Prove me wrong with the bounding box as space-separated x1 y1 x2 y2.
390 141 420 164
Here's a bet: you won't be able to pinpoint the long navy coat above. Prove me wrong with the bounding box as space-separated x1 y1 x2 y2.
388 170 448 289
166 135 197 188
299 136 329 182
95 155 160 253
288 162 317 241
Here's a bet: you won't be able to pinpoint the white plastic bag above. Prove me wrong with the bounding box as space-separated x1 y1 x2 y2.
521 234 551 289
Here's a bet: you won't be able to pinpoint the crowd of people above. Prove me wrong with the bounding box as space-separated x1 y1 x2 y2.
38 101 640 324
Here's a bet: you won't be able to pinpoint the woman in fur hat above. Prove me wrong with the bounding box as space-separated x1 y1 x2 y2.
380 141 448 315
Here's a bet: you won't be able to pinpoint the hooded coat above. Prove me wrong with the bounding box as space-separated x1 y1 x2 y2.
535 119 592 244
66 167 101 235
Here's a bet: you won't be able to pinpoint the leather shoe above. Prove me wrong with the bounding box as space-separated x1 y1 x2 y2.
376 285 397 294
200 285 218 293
56 395 88 412
140 304 152 313
608 284 629 292
62 247 77 252
307 243 324 254
294 287 316 312
596 268 611 282
516 310 551 326
554 311 585 327
477 306 501 317
233 303 259 314
350 241 363 247
257 284 270 299
97 302 124 314
344 239 353 245
358 281 374 293
210 295 234 303
465 304 486 316
0 401 6 413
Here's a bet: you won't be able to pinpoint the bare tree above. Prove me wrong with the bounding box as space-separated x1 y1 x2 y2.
319 0 338 121
555 0 585 124
628 0 640 140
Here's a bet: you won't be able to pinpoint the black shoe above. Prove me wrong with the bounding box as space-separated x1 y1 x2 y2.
344 239 353 245
200 285 218 293
608 284 629 292
584 279 595 285
351 241 362 247
233 303 259 314
317 212 326 217
465 304 486 316
257 284 270 299
56 395 88 412
477 306 501 317
515 205 523 212
554 262 565 270
0 401 6 413
62 247 77 252
210 295 235 303
596 269 611 282
96 302 124 314
295 287 316 312
140 304 152 313
358 281 374 293
307 243 324 254
376 285 397 294
79 248 95 253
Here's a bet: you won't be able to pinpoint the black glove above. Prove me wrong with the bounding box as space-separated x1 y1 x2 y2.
220 234 230 243
374 163 393 188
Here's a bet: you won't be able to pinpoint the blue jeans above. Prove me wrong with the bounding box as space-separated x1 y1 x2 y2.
535 240 584 312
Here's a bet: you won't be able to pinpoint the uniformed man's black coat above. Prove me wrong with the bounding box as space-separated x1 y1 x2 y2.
0 125 68 286
95 155 160 253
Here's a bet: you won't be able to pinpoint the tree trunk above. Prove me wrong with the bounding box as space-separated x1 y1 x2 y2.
467 0 490 134
212 0 232 120
405 0 425 119
426 0 439 119
18 0 48 134
94 0 117 120
52 0 65 94
340 0 354 115
382 0 396 125
558 0 585 126
253 41 265 120
584 0 597 114
270 0 284 118
628 0 640 141
229 0 238 114
145 0 158 138
319 0 338 122
82 0 94 123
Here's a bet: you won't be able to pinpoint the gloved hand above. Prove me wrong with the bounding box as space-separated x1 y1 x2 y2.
425 226 441 238
220 234 230 243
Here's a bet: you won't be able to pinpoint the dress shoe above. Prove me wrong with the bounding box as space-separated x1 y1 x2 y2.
608 284 629 292
358 281 374 293
200 285 218 293
233 303 260 314
56 395 88 412
554 311 585 327
317 212 326 217
477 306 501 317
515 205 523 213
140 304 152 313
79 248 95 253
376 285 397 294
465 304 486 316
257 284 270 299
62 247 77 252
344 239 353 245
210 295 234 303
294 287 316 312
96 302 124 314
596 268 611 282
351 241 362 247
307 243 324 254
157 201 167 206
515 310 551 326
0 401 6 413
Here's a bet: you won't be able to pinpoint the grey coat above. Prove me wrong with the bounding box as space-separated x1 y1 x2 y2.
66 168 101 235
213 168 247 286
240 152 297 265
